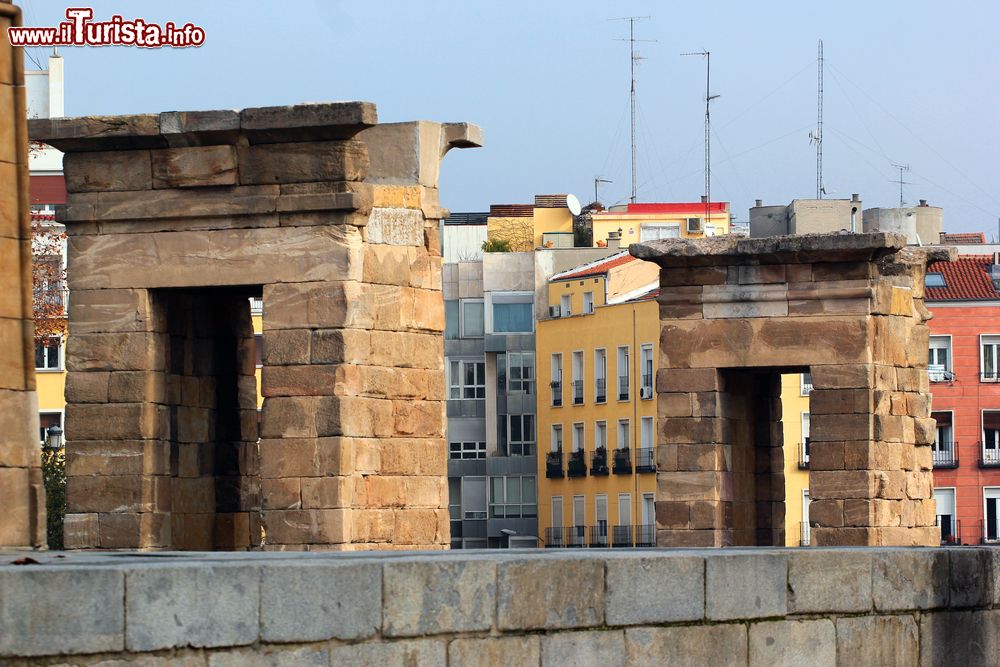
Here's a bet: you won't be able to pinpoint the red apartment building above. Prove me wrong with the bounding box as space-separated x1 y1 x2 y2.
925 252 1000 545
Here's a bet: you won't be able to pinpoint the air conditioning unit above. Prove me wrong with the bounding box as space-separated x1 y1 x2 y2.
640 386 653 399
686 217 703 233
549 305 561 318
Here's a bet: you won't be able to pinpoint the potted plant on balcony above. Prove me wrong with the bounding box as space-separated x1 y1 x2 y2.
568 449 587 477
592 446 609 475
612 447 631 473
545 449 564 478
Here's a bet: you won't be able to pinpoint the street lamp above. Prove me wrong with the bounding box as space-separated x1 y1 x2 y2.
44 425 63 450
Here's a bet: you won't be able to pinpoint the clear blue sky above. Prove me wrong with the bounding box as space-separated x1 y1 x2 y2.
19 0 1000 236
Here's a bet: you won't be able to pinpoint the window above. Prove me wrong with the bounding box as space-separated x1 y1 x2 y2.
448 477 461 540
801 412 811 465
640 223 680 242
928 336 952 381
617 346 630 400
571 495 586 546
982 335 1000 381
801 490 811 546
800 372 813 395
985 488 1000 543
932 411 955 467
572 423 584 452
640 344 653 398
449 359 486 400
572 351 584 405
641 493 655 527
595 495 609 545
560 294 572 317
551 424 563 452
489 292 533 334
461 476 487 520
38 412 63 444
934 488 957 544
925 272 946 288
583 291 594 314
254 334 263 368
983 411 1000 466
617 419 631 450
617 493 632 546
550 353 563 406
594 349 607 403
640 416 653 451
595 421 607 450
460 299 484 338
445 300 460 339
508 414 535 456
552 496 563 529
449 441 486 460
506 352 535 395
34 336 62 371
490 475 536 519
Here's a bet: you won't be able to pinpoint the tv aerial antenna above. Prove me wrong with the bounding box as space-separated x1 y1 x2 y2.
612 16 655 204
681 50 720 221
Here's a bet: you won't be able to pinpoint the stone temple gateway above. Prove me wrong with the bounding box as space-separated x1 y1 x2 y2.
30 103 482 550
632 233 954 548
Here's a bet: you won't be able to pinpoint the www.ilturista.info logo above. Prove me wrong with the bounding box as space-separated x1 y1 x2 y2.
7 7 205 48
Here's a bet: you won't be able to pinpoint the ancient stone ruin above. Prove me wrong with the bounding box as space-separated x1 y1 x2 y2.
30 103 481 550
0 0 46 549
632 233 954 547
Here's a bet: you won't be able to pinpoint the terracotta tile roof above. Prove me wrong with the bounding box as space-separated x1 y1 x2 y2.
552 251 634 280
925 254 1000 301
939 232 986 245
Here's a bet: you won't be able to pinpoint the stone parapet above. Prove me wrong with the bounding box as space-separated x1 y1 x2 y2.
0 547 996 664
30 103 481 551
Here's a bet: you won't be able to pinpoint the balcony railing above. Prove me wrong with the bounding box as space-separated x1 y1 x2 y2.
249 297 263 315
978 444 1000 468
550 380 562 407
595 378 606 403
635 447 655 473
572 380 584 405
590 448 609 476
566 526 587 548
618 376 630 401
545 450 564 479
567 449 587 477
798 441 810 469
543 526 564 548
932 444 958 468
611 524 634 547
543 525 656 548
588 525 610 547
939 517 961 545
981 519 1000 545
612 447 632 474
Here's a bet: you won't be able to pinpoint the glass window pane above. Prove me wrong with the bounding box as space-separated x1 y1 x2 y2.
524 414 535 442
463 301 484 337
506 477 521 504
490 477 504 503
34 343 45 368
493 302 533 333
510 416 522 442
445 301 460 339
523 477 536 503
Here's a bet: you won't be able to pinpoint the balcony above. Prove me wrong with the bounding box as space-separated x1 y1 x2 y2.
618 376 629 401
543 525 656 548
595 378 606 404
939 517 961 546
590 447 609 476
565 526 587 548
567 450 587 477
634 524 656 547
978 444 1000 468
545 450 564 479
932 444 958 468
588 525 610 547
635 447 655 473
550 380 562 407
798 441 810 469
572 380 584 405
611 524 634 547
543 526 564 548
612 447 632 474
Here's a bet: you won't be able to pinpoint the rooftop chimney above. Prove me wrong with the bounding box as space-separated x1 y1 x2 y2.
607 230 622 251
851 193 860 203
919 199 928 207
755 199 763 207
700 195 708 204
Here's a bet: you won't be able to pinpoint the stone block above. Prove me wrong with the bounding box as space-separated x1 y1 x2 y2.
66 288 158 335
809 471 878 500
260 561 379 642
261 477 301 510
448 636 540 667
261 329 311 366
541 630 625 667
0 467 30 546
0 567 124 657
125 563 259 651
659 265 728 286
873 549 949 611
949 548 994 608
606 554 704 624
258 437 353 478
656 471 724 502
66 332 161 372
327 638 446 667
300 477 350 509
497 557 604 630
383 558 495 636
656 368 720 393
151 145 237 188
264 281 372 331
706 553 787 620
379 438 448 476
64 150 152 192
63 512 100 548
810 364 873 389
836 615 918 667
369 330 443 369
261 509 349 544
919 610 1000 667
67 474 169 513
66 440 170 477
238 140 368 185
239 101 376 139
208 646 329 667
624 625 747 667
64 371 110 403
748 619 835 667
809 413 872 442
788 550 872 613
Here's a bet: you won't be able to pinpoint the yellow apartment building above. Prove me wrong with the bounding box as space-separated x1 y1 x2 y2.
590 201 731 247
485 194 577 252
536 252 661 547
782 372 812 546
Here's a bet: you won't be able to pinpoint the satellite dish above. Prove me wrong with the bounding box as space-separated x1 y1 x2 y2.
566 194 582 216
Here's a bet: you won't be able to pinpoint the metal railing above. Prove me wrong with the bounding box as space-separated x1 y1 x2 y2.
595 378 606 403
566 526 587 548
590 448 609 475
543 525 656 548
550 380 562 407
634 524 656 547
544 527 564 548
932 443 958 468
612 447 632 474
798 441 810 469
635 447 655 472
567 450 587 477
572 380 584 405
978 444 1000 468
545 450 563 479
618 376 629 401
588 525 610 547
939 517 961 545
641 374 653 397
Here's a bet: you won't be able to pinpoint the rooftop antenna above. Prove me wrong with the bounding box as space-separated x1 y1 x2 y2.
808 40 824 199
891 163 911 207
681 50 719 222
594 177 612 206
612 16 654 204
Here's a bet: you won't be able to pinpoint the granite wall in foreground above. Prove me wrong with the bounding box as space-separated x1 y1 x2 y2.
0 547 997 665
